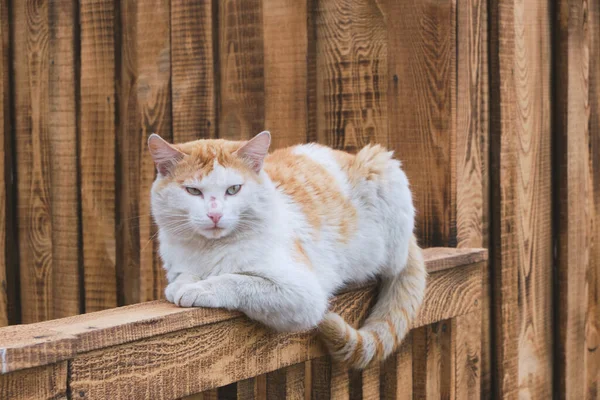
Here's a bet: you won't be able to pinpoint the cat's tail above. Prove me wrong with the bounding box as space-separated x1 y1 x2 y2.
318 234 426 369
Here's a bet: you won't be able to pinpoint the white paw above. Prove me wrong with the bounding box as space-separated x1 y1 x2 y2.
165 281 185 303
173 282 219 308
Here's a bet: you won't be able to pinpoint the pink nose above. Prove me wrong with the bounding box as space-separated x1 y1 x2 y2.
208 213 222 224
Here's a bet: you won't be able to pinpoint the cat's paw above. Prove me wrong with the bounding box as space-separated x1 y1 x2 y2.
165 281 185 303
173 282 219 308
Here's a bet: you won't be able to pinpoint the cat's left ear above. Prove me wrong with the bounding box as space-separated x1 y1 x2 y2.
148 134 185 176
235 131 271 173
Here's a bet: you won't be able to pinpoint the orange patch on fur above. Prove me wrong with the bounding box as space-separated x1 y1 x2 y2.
293 239 312 269
334 144 394 187
264 148 357 241
371 331 385 359
386 319 399 349
348 332 364 366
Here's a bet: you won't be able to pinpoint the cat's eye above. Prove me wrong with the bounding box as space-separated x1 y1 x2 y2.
185 187 203 196
226 185 241 196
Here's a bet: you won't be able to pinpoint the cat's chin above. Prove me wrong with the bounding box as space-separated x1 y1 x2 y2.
199 226 230 239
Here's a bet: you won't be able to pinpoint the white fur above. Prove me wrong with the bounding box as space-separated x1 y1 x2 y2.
151 143 415 332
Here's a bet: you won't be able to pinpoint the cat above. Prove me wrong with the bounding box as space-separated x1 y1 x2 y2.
148 131 426 369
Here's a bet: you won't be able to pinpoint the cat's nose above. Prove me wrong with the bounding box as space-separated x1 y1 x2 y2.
208 212 222 224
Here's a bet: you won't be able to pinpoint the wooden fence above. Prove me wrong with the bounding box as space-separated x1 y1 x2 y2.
0 248 487 399
0 0 598 399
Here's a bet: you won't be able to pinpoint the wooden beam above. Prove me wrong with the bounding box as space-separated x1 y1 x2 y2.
66 261 481 398
0 247 485 374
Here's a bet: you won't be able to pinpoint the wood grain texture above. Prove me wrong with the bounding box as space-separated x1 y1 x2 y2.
315 0 388 151
586 0 600 396
284 363 306 400
385 0 456 246
360 362 380 400
48 0 81 319
218 0 265 140
310 357 331 400
0 247 485 373
79 0 118 312
262 0 308 148
118 0 171 306
554 1 600 399
455 0 489 393
237 376 265 399
13 0 53 323
0 363 67 400
329 362 349 399
171 0 216 142
489 0 553 398
62 263 480 398
413 321 455 399
380 333 412 400
454 312 481 399
0 0 10 327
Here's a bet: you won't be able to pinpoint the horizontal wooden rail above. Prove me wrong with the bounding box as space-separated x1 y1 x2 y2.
0 247 486 399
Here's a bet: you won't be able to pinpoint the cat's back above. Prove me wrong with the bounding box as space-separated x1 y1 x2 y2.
263 142 412 237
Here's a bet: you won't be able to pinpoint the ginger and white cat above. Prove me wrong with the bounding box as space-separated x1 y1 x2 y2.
148 131 426 369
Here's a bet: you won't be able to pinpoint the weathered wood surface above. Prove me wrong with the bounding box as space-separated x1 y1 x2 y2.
0 362 67 400
0 247 485 375
60 264 482 398
171 0 216 142
118 0 171 305
79 0 118 313
554 0 600 398
13 0 53 324
489 0 553 398
0 0 12 327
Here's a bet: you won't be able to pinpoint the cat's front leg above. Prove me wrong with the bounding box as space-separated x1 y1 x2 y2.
173 272 328 331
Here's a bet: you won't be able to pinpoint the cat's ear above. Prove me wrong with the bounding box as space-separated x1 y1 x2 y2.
235 131 271 173
148 134 185 176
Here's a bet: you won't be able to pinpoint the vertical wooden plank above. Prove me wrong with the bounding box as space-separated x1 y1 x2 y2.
48 0 81 319
384 1 457 398
385 0 456 245
0 0 10 327
13 0 53 323
348 370 362 400
413 321 455 399
311 357 331 400
456 0 488 396
285 363 306 400
454 312 481 399
0 362 68 400
554 1 590 399
330 363 349 399
171 0 216 142
118 0 170 305
315 0 388 151
219 0 265 140
262 0 308 148
586 0 600 396
266 370 286 399
489 0 553 398
361 362 380 400
79 0 118 312
237 377 263 400
380 334 413 400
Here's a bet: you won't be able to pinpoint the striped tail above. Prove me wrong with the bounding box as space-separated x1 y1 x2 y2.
318 235 427 369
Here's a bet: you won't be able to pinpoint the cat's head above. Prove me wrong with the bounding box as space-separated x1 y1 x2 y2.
148 131 271 240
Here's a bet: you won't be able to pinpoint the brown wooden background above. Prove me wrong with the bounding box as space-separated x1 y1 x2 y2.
0 0 598 398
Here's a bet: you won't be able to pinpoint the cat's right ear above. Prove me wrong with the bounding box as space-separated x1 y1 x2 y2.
148 134 185 176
